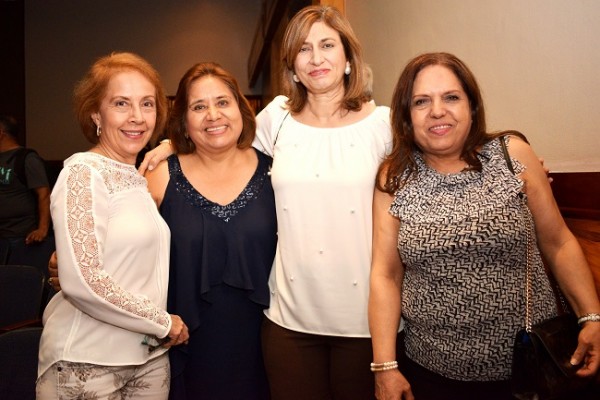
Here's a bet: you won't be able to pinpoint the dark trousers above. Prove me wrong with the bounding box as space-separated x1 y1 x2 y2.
261 318 380 400
401 355 513 400
400 344 600 400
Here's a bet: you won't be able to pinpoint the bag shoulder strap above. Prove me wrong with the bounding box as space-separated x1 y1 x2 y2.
501 135 571 320
6 147 38 187
499 135 515 174
272 111 290 150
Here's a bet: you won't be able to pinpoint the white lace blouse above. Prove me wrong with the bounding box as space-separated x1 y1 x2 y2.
38 152 171 377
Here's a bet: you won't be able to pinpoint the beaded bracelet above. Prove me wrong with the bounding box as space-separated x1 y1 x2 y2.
370 361 398 372
577 313 600 326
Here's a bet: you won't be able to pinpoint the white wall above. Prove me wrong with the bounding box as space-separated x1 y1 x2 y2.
25 0 261 160
347 0 600 172
25 0 600 171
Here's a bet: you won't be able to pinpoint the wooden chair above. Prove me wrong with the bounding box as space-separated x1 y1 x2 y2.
0 238 9 265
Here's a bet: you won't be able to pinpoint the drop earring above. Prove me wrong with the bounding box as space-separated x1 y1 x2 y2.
293 74 300 83
344 62 351 75
96 125 101 137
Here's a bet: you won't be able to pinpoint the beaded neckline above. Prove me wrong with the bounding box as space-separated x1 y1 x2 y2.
168 150 269 222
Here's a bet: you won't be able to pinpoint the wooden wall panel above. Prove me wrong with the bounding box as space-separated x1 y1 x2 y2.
551 172 600 299
313 0 345 13
565 218 600 298
550 172 600 220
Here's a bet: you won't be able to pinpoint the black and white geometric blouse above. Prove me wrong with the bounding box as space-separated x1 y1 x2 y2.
390 137 557 381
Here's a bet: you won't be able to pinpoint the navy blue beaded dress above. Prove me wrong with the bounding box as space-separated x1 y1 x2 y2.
161 149 277 400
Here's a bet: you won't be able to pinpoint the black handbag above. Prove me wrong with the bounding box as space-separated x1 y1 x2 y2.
500 136 587 399
511 314 585 399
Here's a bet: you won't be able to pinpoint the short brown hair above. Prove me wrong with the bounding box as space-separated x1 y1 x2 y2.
73 52 167 144
280 5 372 113
168 62 256 154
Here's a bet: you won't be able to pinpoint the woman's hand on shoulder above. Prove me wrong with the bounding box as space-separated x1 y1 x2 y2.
538 157 552 183
505 136 549 192
145 160 170 208
505 135 552 183
138 140 175 175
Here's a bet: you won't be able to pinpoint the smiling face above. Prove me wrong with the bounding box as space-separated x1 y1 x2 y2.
91 70 156 164
293 21 348 96
410 64 472 161
185 76 243 154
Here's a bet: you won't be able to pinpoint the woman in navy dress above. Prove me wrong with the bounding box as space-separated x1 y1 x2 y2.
146 62 277 400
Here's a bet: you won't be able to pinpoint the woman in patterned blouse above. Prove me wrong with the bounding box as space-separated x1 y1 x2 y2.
369 52 600 400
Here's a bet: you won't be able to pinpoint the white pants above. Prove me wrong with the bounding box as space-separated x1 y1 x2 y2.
36 353 169 399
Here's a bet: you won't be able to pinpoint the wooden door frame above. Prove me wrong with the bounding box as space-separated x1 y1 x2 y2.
313 0 345 13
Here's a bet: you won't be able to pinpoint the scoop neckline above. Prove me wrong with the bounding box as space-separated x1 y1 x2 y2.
288 102 385 130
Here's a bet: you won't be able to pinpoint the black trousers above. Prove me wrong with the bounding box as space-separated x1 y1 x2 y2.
401 355 513 400
399 341 600 400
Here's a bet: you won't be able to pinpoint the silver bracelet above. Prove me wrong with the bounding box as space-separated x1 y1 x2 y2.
577 313 600 326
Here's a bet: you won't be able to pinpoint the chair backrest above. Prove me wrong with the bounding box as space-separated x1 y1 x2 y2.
0 265 45 327
0 238 9 265
0 326 42 400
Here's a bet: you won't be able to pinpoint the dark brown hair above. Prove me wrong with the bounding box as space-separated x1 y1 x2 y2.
378 52 492 193
168 62 256 154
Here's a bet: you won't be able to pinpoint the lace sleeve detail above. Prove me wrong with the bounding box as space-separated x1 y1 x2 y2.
61 162 170 331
